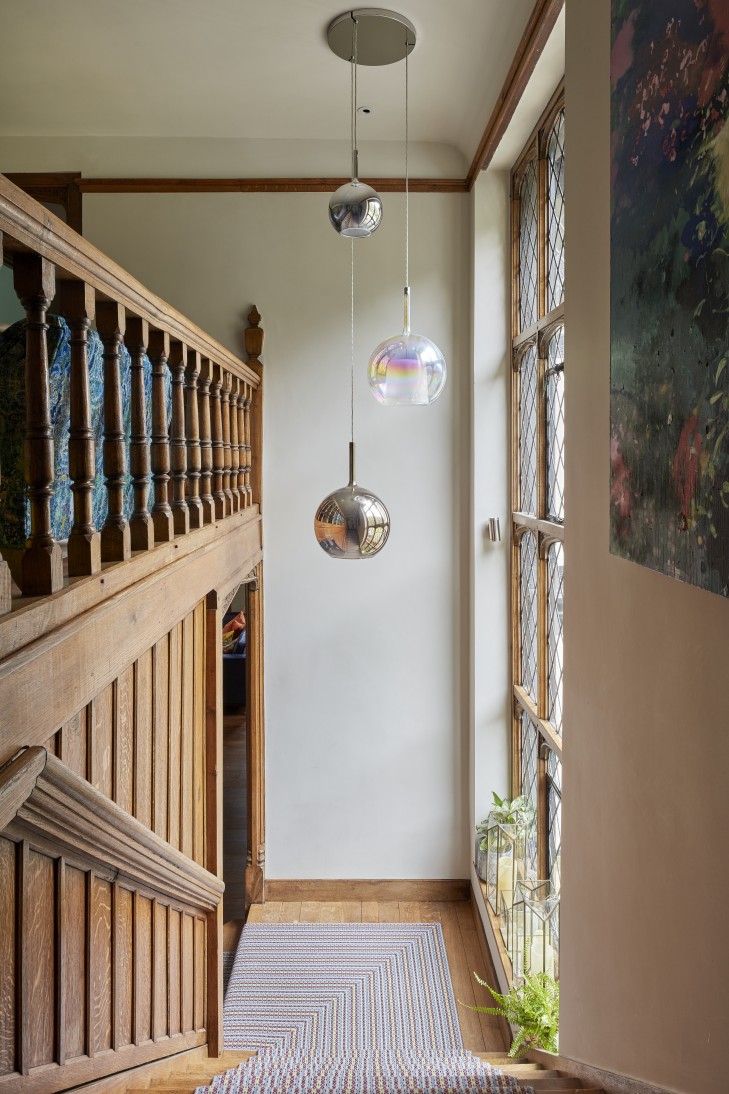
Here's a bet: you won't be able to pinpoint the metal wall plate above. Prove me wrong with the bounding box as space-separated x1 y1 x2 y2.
327 8 416 66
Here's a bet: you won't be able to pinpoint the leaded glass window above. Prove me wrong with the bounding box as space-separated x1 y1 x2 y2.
518 159 539 332
519 532 538 698
511 88 565 892
547 543 564 735
546 328 565 523
547 110 566 312
519 346 538 514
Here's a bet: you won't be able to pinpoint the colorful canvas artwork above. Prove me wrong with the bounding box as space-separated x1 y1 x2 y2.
610 0 729 596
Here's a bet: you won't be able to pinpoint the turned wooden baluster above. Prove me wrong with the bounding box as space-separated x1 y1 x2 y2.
13 253 64 595
125 317 155 551
184 350 204 529
197 359 215 524
245 305 264 509
58 281 102 576
229 376 240 512
221 371 233 515
148 330 174 542
236 379 247 509
168 340 190 536
96 302 131 562
0 235 13 610
210 364 226 520
243 383 252 506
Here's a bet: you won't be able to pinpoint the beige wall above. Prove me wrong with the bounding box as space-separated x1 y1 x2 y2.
563 3 729 1091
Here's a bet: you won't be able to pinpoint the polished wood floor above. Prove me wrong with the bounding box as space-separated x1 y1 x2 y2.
224 899 507 1054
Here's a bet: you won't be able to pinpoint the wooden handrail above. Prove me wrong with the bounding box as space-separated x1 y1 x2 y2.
0 747 224 909
0 174 259 387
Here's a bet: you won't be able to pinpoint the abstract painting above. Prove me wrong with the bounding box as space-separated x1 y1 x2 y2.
611 0 729 596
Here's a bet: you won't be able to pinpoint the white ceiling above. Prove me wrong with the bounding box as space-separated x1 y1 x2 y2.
0 0 539 166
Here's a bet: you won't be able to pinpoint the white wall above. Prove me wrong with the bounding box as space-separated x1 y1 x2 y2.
0 133 472 878
469 169 511 835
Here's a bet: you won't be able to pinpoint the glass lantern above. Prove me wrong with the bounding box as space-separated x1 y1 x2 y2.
484 820 527 924
510 879 560 980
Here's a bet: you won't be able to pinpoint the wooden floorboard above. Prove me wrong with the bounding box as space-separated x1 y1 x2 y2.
224 898 507 1054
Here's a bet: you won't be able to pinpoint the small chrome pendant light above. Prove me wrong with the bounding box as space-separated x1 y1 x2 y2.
368 33 447 405
328 14 383 238
314 241 390 559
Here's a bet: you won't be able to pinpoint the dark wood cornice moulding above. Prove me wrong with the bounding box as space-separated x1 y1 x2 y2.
466 0 564 189
0 746 224 910
77 176 468 194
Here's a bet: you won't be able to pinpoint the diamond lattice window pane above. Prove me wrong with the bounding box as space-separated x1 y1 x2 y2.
546 327 565 522
547 110 565 312
519 159 539 331
547 750 562 890
547 542 564 735
519 345 538 515
521 709 539 877
520 531 538 698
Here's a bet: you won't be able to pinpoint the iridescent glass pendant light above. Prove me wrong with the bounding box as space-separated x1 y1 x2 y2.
328 14 383 238
368 30 447 405
314 241 391 559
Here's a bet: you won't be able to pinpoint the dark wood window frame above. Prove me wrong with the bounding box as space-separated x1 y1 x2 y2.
510 83 564 887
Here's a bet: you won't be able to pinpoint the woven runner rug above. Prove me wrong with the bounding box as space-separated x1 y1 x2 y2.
223 923 463 1053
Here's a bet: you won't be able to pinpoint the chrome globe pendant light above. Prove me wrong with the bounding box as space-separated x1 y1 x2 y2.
314 240 391 559
368 37 447 405
328 14 383 238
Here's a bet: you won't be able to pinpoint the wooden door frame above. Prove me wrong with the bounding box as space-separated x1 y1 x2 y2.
205 559 264 1053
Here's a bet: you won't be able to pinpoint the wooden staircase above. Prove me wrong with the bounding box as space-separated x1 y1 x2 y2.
477 1053 604 1090
124 1051 255 1093
120 1049 604 1092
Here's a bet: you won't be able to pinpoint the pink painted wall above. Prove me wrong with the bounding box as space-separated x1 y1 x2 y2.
562 2 729 1091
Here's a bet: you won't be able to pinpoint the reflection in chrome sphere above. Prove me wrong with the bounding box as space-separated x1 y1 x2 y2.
368 329 447 405
314 445 390 559
328 180 383 238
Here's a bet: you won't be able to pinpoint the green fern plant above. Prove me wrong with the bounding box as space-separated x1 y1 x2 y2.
469 964 559 1058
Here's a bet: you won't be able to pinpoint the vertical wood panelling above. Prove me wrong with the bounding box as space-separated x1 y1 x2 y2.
64 865 87 1060
135 649 153 829
168 907 181 1037
25 849 56 1068
134 894 153 1045
0 838 15 1075
193 602 206 866
153 902 168 1040
153 636 170 842
114 665 135 814
181 612 194 860
60 708 87 778
194 916 205 1032
44 730 60 756
168 623 182 850
181 913 194 1033
12 601 212 1078
115 885 133 1049
90 685 114 799
90 876 112 1055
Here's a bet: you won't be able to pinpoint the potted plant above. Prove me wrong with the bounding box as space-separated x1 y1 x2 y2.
474 791 536 882
469 964 559 1058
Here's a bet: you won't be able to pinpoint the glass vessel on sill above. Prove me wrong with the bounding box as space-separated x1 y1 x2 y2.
484 821 527 920
509 878 560 980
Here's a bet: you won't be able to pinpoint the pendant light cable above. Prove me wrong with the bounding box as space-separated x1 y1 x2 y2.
351 15 359 179
351 236 355 448
405 35 409 292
